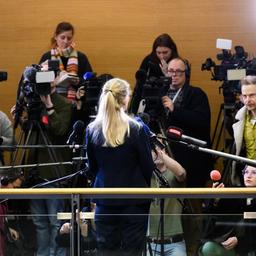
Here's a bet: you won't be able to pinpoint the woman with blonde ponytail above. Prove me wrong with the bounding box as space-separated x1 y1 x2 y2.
86 78 154 256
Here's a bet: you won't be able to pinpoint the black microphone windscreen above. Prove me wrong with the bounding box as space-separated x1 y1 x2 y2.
135 69 147 83
23 66 38 83
67 120 85 145
73 120 85 132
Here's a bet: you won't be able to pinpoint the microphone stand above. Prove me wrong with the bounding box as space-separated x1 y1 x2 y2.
165 139 256 167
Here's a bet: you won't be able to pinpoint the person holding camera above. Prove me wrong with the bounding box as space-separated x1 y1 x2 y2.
10 62 74 255
162 57 212 187
161 57 212 256
86 78 154 256
231 75 256 185
130 33 179 116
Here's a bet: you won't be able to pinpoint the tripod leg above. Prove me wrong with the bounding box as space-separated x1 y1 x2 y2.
143 238 153 256
35 122 65 179
10 121 34 167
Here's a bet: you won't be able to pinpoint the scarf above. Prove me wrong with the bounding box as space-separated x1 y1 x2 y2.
51 46 78 101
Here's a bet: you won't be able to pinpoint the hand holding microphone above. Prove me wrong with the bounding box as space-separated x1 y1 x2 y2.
210 170 224 188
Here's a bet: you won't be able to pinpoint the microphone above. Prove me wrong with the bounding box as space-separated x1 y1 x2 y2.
210 170 222 182
166 126 207 148
67 120 85 146
135 114 165 150
23 65 39 83
83 72 97 81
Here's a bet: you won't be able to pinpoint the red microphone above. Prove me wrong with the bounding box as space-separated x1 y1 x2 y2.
210 170 222 182
166 126 207 147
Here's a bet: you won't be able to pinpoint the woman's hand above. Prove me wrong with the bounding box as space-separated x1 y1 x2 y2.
76 86 85 100
212 182 225 188
9 228 19 240
59 223 71 234
221 236 238 250
159 59 169 76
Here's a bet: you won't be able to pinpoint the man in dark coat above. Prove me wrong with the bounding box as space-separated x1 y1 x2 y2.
162 57 212 188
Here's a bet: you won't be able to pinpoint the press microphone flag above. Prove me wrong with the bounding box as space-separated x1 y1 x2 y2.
166 126 207 148
83 72 97 80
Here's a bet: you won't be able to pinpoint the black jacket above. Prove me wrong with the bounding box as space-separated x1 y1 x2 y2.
166 83 212 187
86 121 155 206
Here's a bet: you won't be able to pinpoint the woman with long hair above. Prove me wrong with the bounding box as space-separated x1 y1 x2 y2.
86 78 154 256
140 33 179 78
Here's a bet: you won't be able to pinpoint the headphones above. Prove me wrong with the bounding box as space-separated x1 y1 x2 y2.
181 58 191 78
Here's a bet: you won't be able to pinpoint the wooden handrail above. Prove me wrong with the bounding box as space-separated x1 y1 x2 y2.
0 187 255 199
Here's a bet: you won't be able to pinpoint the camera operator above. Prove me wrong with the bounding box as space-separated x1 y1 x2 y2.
161 57 212 256
11 61 74 255
231 75 256 185
130 33 179 115
163 57 212 187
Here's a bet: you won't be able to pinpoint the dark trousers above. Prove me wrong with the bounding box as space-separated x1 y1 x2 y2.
95 203 150 256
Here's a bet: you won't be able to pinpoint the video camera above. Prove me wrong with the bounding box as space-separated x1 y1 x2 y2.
136 69 170 102
80 72 113 107
201 39 256 104
0 71 7 82
134 69 171 120
22 60 59 97
201 46 250 81
14 60 60 122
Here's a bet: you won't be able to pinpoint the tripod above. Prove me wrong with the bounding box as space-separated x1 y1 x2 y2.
11 115 71 184
145 168 170 256
211 102 240 185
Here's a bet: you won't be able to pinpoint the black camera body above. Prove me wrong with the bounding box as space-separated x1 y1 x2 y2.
80 73 113 107
201 45 256 105
0 71 7 82
201 45 253 81
141 76 170 102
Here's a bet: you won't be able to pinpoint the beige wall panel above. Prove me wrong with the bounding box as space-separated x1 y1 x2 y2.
0 0 256 141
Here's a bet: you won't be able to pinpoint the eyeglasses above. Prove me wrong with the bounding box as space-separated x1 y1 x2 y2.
242 169 256 176
167 69 185 76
